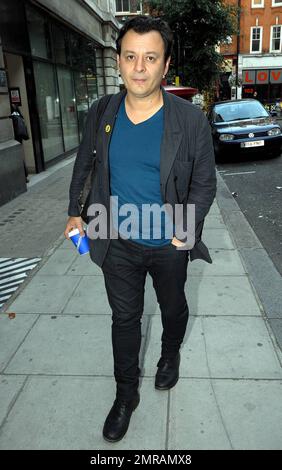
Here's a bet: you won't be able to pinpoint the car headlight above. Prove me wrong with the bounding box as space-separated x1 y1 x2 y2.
219 134 235 141
267 128 281 136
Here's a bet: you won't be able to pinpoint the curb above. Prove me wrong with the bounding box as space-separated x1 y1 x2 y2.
216 170 282 360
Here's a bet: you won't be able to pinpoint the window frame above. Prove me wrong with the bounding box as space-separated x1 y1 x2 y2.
272 0 282 7
251 0 264 8
270 25 282 52
250 26 263 53
115 0 130 13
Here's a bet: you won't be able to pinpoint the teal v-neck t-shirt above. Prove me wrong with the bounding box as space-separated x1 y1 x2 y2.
109 96 173 246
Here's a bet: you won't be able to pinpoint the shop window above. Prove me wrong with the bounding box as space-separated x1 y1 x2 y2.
52 25 71 65
73 71 89 140
57 67 79 151
26 5 52 59
86 71 99 106
33 61 64 162
70 34 85 69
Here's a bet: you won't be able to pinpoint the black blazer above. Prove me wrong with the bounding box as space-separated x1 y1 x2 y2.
68 87 217 267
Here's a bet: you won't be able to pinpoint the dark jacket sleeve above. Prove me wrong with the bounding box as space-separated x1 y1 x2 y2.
187 112 217 243
67 101 99 217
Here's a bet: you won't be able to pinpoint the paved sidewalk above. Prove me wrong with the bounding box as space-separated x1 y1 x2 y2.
0 164 281 449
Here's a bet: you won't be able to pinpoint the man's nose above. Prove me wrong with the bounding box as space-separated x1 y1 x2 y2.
134 56 145 72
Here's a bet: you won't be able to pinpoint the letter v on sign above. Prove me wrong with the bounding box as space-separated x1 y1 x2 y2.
271 70 282 82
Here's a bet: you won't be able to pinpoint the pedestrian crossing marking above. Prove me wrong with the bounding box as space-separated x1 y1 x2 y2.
0 258 41 309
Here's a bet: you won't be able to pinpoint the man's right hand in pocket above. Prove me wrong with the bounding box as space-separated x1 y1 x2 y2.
64 216 85 239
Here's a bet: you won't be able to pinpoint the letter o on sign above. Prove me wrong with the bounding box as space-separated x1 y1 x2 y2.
258 71 268 82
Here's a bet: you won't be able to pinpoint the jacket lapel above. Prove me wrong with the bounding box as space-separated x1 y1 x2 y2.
160 88 183 201
99 89 126 194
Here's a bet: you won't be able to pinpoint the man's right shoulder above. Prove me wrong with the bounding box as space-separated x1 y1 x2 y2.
88 93 115 116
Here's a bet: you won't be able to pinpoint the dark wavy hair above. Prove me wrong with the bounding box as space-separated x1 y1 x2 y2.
116 16 173 63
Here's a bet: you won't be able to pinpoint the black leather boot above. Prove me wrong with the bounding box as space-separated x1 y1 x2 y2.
155 353 180 390
103 393 140 442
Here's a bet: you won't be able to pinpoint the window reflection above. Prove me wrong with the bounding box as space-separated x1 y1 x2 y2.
74 71 89 139
26 5 52 59
86 70 98 106
57 67 79 150
53 25 71 65
33 62 64 161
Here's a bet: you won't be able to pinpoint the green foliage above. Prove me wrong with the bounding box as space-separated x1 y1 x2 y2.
148 0 238 92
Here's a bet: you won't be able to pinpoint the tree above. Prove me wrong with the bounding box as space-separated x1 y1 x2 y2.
147 0 238 92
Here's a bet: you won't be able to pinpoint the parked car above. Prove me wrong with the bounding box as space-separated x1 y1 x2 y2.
164 85 198 101
207 99 282 161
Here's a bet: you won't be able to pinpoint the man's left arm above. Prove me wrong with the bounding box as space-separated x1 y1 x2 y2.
174 112 216 248
187 112 217 244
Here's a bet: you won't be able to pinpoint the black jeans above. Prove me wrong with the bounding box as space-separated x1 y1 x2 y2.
102 237 189 400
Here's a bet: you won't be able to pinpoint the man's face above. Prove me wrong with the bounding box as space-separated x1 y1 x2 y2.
117 29 170 99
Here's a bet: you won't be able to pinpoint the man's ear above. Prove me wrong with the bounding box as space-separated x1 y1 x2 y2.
164 56 171 76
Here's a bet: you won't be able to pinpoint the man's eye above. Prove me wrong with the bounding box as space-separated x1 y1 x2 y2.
126 55 134 60
147 56 155 62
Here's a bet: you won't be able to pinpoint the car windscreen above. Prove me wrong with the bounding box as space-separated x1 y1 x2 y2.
213 101 269 122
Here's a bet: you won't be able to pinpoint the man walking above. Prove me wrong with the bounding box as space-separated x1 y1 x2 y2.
65 16 216 442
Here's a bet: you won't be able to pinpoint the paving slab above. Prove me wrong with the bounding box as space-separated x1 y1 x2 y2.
63 274 159 316
37 249 77 276
59 238 74 250
168 378 232 450
0 376 167 450
7 275 81 314
143 315 282 379
0 376 26 426
185 275 262 316
5 315 149 376
189 249 246 276
212 379 282 450
202 228 235 250
202 317 282 379
66 255 103 276
204 215 225 229
63 276 111 315
0 314 38 371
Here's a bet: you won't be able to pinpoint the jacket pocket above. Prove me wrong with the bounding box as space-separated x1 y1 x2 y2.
173 160 194 203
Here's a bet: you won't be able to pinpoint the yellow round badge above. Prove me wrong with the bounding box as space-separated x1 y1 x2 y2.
105 124 111 133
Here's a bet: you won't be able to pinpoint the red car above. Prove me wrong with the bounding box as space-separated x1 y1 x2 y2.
164 85 198 101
